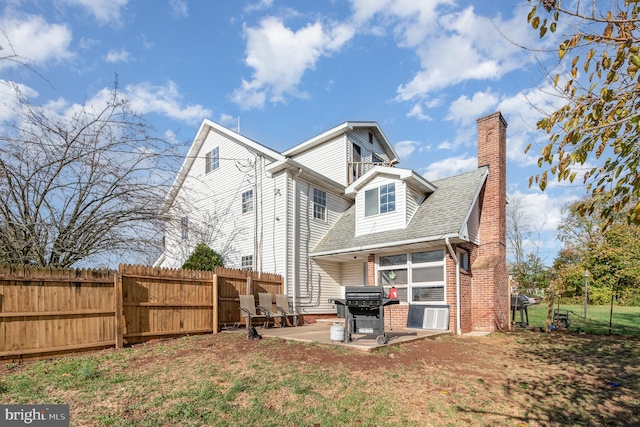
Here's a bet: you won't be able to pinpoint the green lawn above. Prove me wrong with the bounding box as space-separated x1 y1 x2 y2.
525 303 640 337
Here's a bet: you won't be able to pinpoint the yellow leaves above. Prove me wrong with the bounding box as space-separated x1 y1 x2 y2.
631 55 640 67
527 6 537 23
540 171 548 191
634 201 640 222
542 143 553 159
532 16 540 29
554 73 560 87
569 172 577 183
604 22 614 39
524 143 532 154
572 56 580 68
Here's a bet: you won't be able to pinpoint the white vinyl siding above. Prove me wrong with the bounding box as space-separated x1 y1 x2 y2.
161 127 285 274
290 176 351 314
406 186 424 223
464 198 481 244
349 129 391 165
342 261 366 287
288 134 348 185
355 177 406 236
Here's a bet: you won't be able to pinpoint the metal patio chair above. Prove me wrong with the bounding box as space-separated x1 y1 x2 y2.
239 295 269 329
275 293 300 327
258 293 284 327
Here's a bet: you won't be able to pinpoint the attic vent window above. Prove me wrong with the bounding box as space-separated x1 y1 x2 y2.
369 131 373 144
365 183 395 217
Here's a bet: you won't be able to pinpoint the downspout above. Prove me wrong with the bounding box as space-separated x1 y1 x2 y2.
292 168 303 314
283 168 289 298
445 238 462 336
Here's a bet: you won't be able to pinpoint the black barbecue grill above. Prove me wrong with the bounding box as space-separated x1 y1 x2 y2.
330 286 399 345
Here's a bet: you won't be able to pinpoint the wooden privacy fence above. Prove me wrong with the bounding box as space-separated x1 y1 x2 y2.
0 264 283 360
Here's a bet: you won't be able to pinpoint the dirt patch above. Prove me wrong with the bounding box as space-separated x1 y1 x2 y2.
2 330 639 427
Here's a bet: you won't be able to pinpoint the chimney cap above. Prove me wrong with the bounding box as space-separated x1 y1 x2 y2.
476 111 507 128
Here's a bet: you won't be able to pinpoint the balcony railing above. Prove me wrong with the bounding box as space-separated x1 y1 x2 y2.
347 161 394 184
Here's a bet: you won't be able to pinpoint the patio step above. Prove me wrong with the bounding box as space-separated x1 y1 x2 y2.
315 318 344 326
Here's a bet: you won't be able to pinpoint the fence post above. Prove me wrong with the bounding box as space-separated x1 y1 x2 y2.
212 274 219 334
115 266 124 348
245 275 253 329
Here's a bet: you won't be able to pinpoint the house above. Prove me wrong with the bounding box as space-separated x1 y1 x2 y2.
156 112 509 334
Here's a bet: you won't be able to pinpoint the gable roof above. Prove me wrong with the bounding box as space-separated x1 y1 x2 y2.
282 121 400 164
310 166 489 257
344 166 437 199
162 119 285 212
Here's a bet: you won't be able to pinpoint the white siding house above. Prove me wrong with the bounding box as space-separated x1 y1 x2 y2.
158 113 509 333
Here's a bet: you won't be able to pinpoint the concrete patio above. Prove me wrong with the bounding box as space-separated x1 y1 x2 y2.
228 320 450 352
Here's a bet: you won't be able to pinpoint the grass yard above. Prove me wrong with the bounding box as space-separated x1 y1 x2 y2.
525 303 640 337
1 330 639 426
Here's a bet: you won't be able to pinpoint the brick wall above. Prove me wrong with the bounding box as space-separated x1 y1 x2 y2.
470 112 509 332
367 254 375 286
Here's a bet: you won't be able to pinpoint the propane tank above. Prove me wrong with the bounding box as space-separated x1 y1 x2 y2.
330 321 344 342
389 286 398 299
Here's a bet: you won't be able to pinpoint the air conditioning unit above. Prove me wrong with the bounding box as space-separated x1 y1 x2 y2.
406 304 450 330
423 307 449 330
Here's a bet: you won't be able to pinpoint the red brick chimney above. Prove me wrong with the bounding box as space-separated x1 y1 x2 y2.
471 112 509 331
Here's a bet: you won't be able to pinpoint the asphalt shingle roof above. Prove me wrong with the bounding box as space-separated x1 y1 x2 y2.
311 166 488 255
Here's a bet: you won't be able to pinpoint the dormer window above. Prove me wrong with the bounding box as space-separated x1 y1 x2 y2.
365 183 395 217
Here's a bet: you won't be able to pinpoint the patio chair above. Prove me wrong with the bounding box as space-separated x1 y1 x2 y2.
239 295 269 329
275 293 300 327
258 293 284 327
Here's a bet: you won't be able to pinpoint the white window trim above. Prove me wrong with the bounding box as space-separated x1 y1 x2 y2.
376 250 446 304
364 183 396 217
312 187 327 221
206 147 219 173
241 255 253 270
242 189 253 214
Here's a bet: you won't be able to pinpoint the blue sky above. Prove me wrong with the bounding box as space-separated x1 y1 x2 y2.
0 0 585 265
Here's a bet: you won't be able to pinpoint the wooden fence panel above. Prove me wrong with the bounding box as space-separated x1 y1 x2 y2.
0 264 283 359
213 267 283 328
120 265 215 344
0 265 115 360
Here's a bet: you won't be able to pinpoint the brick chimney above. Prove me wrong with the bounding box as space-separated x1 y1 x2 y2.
471 112 509 331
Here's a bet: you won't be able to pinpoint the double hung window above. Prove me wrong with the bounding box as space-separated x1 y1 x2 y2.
242 189 253 214
313 188 327 221
206 147 219 173
365 183 395 217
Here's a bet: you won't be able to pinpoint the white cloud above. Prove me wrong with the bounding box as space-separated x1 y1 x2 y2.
121 81 212 124
104 48 131 63
508 190 570 234
0 14 73 69
219 114 239 130
61 0 129 25
0 80 39 121
394 140 419 160
78 37 99 51
387 5 545 102
448 91 499 126
170 0 188 18
407 103 432 121
232 17 355 109
244 0 274 13
422 154 477 181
